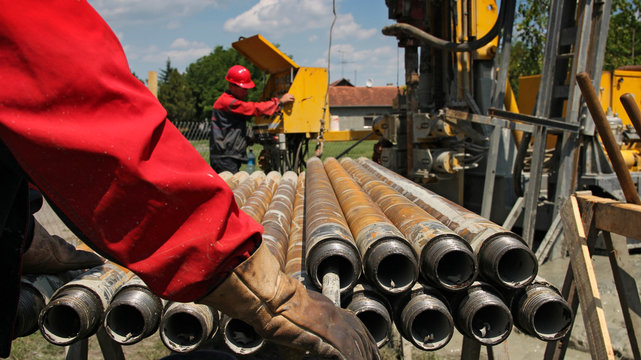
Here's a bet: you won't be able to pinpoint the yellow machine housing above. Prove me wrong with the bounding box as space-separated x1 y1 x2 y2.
232 34 329 136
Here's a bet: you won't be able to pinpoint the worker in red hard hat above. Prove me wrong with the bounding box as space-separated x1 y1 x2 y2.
209 65 295 173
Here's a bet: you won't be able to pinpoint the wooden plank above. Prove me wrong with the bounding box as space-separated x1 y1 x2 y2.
561 196 616 360
577 194 641 240
603 232 641 360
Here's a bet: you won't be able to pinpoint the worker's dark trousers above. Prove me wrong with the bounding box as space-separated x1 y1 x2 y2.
211 156 242 174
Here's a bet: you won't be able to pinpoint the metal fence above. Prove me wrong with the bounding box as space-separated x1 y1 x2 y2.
35 120 378 242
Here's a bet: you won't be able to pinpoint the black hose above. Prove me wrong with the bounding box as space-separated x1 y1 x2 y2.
382 0 514 52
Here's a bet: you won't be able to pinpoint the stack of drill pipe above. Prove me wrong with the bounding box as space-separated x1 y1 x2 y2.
103 275 163 345
284 172 307 284
261 171 298 270
159 301 220 353
240 170 281 223
507 278 573 341
305 157 362 295
451 281 513 345
232 170 265 207
323 157 419 295
340 157 478 291
344 283 393 348
227 170 249 190
392 282 454 351
356 157 537 290
221 171 289 356
13 270 82 338
39 262 134 345
217 171 234 188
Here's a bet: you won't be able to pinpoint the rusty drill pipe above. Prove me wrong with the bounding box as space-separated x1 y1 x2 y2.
14 271 81 338
509 278 573 341
340 157 477 291
452 281 513 345
344 283 393 348
393 283 454 351
621 93 641 150
104 276 163 345
357 157 537 290
261 171 298 269
217 171 234 188
305 157 362 294
159 302 220 353
227 171 249 190
577 72 641 205
39 263 134 345
241 171 281 223
285 172 310 284
324 157 419 295
221 315 265 355
233 170 266 207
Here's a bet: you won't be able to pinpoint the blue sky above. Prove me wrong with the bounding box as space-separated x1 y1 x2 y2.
87 0 404 87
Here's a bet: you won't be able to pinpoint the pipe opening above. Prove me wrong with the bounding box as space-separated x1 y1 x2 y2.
42 304 81 341
224 319 264 354
471 304 511 344
106 304 145 343
436 250 477 289
533 301 573 340
410 309 453 350
318 257 357 292
163 313 203 346
497 248 537 287
377 253 417 293
355 311 389 347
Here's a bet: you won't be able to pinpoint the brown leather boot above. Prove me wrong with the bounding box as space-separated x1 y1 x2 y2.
199 243 380 359
21 221 104 274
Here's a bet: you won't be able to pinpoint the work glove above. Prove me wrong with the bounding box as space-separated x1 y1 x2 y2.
21 221 104 274
199 242 380 360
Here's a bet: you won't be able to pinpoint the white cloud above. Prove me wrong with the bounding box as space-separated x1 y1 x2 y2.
88 0 227 26
333 13 376 40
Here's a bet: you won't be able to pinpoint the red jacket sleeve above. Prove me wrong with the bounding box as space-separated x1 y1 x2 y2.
214 92 281 117
0 0 262 301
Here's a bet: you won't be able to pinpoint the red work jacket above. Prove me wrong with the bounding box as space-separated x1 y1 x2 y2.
0 0 262 302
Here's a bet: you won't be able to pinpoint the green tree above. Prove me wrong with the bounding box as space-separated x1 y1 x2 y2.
159 58 176 85
184 46 264 121
604 0 641 70
158 69 197 123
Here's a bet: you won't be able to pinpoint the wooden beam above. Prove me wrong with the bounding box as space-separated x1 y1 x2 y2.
561 196 616 360
576 194 641 240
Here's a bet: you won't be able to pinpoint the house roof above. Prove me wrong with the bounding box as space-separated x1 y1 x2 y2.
329 85 399 107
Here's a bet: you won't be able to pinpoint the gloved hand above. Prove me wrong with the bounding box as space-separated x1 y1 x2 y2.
199 243 380 360
21 221 105 274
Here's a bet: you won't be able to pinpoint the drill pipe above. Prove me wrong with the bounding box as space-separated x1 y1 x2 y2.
261 171 298 269
217 171 234 188
393 283 454 351
305 157 362 294
344 283 393 348
14 271 81 338
159 302 220 353
324 157 419 295
508 278 573 341
233 171 265 207
452 281 513 345
227 171 249 190
357 157 537 290
240 171 281 223
221 314 265 355
285 172 306 282
103 275 163 345
340 157 477 291
39 263 134 345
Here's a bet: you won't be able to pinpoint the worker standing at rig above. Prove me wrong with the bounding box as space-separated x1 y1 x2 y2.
210 65 294 173
0 1 378 359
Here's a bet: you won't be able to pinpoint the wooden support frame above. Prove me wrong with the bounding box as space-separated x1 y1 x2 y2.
544 193 641 360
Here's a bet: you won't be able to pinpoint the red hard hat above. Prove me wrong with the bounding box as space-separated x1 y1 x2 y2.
225 65 255 89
